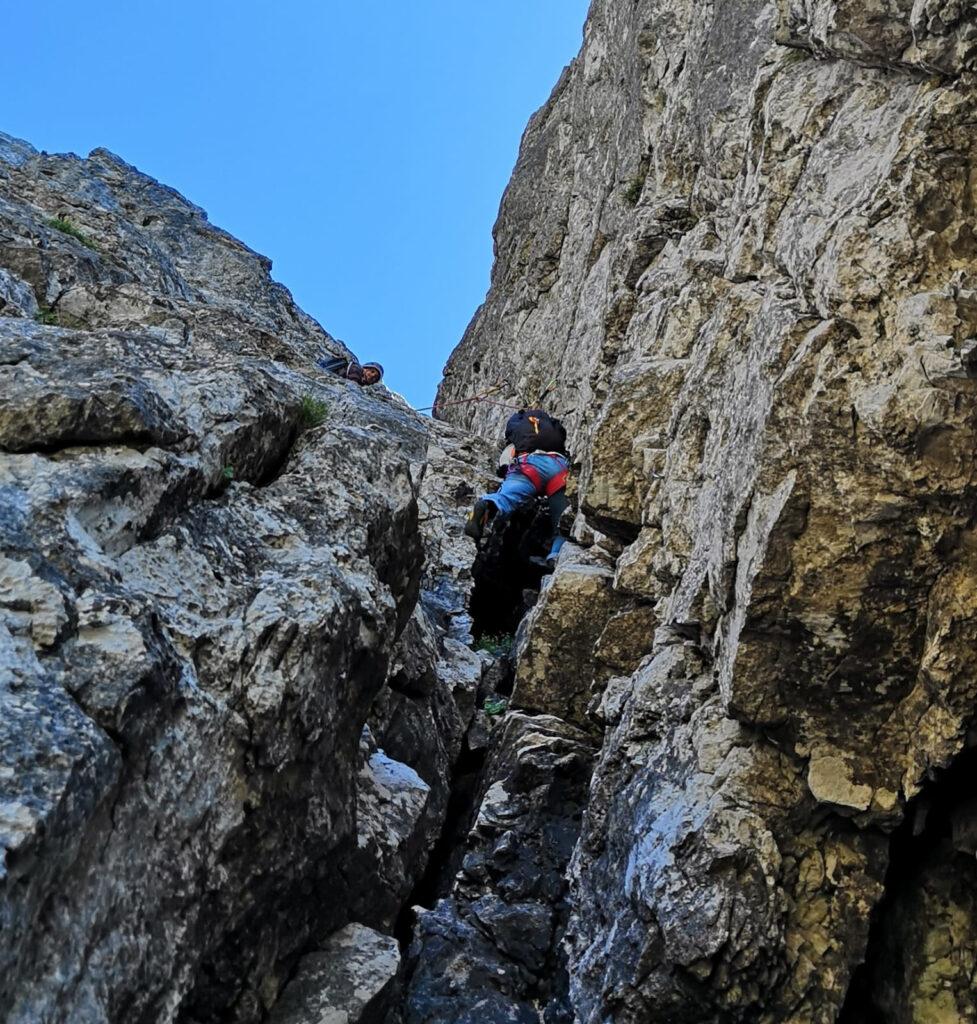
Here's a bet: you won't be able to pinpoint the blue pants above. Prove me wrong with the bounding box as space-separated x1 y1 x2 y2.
482 453 569 561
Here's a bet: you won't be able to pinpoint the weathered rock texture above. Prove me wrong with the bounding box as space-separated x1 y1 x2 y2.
439 1 977 1021
399 713 594 1024
818 749 977 1022
0 133 492 1023
7 0 977 1018
268 923 400 1024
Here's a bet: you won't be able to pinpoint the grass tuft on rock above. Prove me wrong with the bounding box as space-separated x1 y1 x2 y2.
475 633 514 657
46 216 98 251
622 175 644 207
298 394 330 429
483 697 508 717
34 306 87 329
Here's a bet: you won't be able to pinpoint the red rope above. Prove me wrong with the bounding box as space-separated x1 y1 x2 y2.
414 382 520 416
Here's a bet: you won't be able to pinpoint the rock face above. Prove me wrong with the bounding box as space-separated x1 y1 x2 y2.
6 0 977 1018
0 134 492 1023
268 924 400 1024
438 2 977 1021
511 544 632 728
399 713 594 1024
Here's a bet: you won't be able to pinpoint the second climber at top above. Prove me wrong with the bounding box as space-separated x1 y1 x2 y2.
464 407 571 571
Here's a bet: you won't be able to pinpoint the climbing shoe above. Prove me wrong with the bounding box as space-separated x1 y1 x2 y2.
464 499 495 541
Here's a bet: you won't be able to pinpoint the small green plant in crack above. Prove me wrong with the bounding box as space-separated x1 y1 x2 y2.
780 46 809 67
483 697 508 717
622 175 644 207
221 465 235 482
34 306 87 329
298 394 330 429
45 217 99 251
475 632 514 657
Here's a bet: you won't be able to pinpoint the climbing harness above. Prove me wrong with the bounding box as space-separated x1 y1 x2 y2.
512 453 569 497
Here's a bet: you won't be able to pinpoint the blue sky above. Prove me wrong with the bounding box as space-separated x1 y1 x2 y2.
4 2 589 408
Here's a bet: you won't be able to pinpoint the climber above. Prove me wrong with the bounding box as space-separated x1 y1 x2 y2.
317 355 384 386
464 408 571 572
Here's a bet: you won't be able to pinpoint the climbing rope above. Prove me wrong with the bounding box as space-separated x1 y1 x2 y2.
533 375 559 406
414 381 522 417
413 375 564 417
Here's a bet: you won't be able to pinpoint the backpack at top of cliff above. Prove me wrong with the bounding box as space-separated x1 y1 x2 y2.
504 408 567 456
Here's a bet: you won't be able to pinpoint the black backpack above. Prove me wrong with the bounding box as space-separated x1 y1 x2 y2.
504 409 568 455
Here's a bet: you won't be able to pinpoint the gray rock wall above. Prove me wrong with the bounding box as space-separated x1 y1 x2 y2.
0 135 491 1023
4 0 977 1017
399 713 594 1024
439 2 977 1021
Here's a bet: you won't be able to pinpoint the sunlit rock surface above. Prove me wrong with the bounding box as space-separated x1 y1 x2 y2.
439 1 977 1020
511 544 623 728
0 133 493 1023
5 0 977 1019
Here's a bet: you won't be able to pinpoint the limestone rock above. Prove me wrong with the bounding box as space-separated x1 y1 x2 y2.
363 603 486 929
593 603 657 677
776 0 977 74
268 923 400 1024
567 643 888 1023
352 731 432 931
806 750 873 812
511 545 625 728
437 0 977 1020
0 134 489 1024
7 0 977 1014
868 847 977 1023
400 713 595 1024
0 268 37 318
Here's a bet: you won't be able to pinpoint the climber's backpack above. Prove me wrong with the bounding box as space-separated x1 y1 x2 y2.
504 408 567 455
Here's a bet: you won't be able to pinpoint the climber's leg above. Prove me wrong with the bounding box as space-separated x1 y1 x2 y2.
483 472 538 516
464 473 537 541
527 489 569 573
545 488 569 562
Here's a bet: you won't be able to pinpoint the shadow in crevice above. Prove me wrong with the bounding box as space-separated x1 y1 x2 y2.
393 742 487 949
468 500 553 642
838 743 977 1023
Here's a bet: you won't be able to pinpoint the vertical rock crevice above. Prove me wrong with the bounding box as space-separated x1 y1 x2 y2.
839 742 977 1024
395 712 595 1024
467 503 556 642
